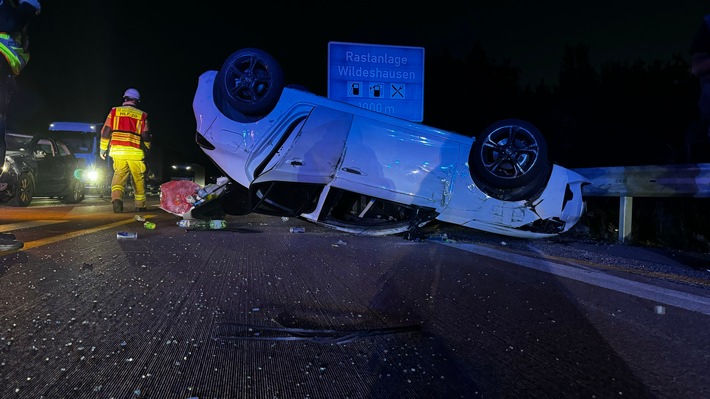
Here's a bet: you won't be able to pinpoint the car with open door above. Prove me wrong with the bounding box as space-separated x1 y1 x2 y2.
0 132 85 206
188 48 588 238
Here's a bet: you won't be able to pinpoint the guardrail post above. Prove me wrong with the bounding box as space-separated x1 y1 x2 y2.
618 196 633 243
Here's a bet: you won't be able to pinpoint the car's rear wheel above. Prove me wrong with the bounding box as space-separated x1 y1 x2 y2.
61 179 85 204
10 172 34 207
214 48 285 122
469 119 549 190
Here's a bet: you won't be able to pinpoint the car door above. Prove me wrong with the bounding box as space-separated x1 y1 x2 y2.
248 106 351 215
331 114 460 208
32 138 69 194
54 140 78 192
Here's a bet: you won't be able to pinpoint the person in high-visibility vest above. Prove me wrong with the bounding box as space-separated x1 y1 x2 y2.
100 88 152 213
0 0 40 252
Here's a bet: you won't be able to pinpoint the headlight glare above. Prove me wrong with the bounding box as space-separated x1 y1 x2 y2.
86 169 100 182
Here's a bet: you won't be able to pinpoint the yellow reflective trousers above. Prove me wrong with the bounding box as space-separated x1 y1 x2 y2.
111 158 147 208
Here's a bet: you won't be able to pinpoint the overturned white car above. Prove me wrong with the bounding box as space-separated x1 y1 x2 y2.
191 48 588 238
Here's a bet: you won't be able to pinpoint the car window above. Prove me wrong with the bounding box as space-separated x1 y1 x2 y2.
5 134 32 151
37 139 55 157
55 132 95 155
56 141 72 157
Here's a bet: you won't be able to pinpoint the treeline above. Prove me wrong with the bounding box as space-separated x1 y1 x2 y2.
424 43 702 168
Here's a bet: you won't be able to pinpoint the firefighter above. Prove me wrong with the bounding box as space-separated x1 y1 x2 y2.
0 0 40 251
100 88 152 213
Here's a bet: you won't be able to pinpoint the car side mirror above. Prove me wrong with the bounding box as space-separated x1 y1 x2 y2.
34 149 46 158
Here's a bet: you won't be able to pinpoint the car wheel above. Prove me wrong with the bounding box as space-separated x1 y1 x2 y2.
10 172 34 207
469 119 549 190
61 179 85 204
213 48 285 122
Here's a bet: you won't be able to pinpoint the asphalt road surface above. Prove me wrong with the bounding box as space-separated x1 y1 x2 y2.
0 197 708 398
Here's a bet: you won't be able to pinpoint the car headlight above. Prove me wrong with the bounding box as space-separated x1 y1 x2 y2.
75 168 102 182
85 169 100 182
1 157 11 176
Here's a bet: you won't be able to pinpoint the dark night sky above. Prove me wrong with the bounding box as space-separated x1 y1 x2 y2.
8 1 710 172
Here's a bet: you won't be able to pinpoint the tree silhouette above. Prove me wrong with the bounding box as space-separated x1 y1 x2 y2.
425 41 700 168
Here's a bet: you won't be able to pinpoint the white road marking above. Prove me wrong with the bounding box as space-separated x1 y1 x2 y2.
441 241 710 316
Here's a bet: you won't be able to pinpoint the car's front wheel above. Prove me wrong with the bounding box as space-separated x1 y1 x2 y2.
10 172 34 207
213 48 285 122
469 119 549 190
61 178 85 204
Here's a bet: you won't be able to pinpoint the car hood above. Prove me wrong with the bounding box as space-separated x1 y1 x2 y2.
3 149 35 172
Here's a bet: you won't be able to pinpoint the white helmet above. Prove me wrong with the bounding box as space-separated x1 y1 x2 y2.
19 0 41 14
123 88 140 101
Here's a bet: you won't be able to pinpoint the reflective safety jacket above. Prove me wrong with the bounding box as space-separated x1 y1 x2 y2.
100 104 151 161
0 32 28 75
0 0 39 76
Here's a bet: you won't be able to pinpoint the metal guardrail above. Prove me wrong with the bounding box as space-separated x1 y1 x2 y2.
572 163 710 242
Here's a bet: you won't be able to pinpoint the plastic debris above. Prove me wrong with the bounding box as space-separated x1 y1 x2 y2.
116 232 137 240
159 180 202 215
289 227 305 233
143 221 156 230
209 220 227 229
159 177 230 216
193 179 229 206
177 219 227 230
134 215 146 222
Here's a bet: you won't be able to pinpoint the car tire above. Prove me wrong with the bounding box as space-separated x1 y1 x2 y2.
469 118 549 190
213 48 285 122
61 179 85 204
10 172 34 207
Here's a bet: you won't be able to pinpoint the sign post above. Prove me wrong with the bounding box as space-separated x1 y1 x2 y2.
328 42 425 122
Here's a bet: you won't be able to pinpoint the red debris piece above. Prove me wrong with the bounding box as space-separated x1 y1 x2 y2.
159 180 201 216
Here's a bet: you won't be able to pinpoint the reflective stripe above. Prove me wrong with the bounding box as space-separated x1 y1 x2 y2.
0 32 29 75
109 146 144 160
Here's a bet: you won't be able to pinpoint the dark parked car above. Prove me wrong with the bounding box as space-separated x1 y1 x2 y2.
0 132 85 206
